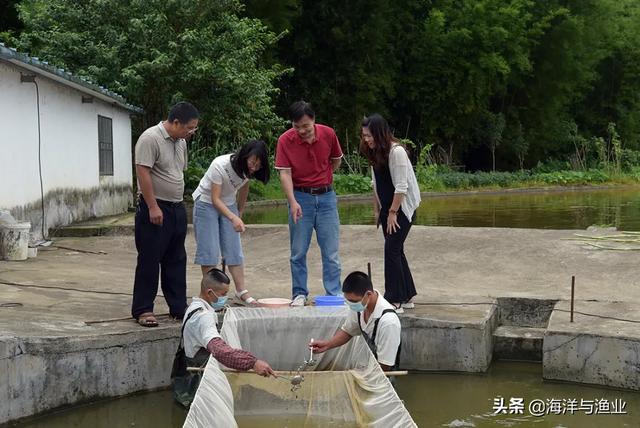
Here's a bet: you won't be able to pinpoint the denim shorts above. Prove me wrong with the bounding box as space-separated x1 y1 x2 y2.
193 197 244 266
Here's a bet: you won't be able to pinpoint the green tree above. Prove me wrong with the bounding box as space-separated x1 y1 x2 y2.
0 0 22 36
392 0 537 164
276 0 398 149
243 0 300 34
574 0 640 150
480 112 506 172
9 0 286 144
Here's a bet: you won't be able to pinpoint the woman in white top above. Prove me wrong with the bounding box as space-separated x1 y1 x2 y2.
360 114 421 312
192 140 270 305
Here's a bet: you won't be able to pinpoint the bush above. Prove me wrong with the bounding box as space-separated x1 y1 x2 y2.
532 159 571 173
184 165 206 200
333 174 372 194
438 172 471 188
248 180 266 199
416 167 626 190
533 169 610 185
620 149 640 171
435 170 532 189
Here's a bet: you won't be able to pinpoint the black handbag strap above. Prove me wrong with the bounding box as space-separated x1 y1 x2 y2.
357 308 397 342
357 309 400 363
178 306 203 351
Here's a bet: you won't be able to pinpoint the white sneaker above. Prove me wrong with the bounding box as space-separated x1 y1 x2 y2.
291 295 307 307
392 303 405 314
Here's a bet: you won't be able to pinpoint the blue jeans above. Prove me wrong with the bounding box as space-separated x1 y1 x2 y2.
289 190 341 298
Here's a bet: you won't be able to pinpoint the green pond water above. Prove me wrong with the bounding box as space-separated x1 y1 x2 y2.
243 187 640 230
13 362 640 427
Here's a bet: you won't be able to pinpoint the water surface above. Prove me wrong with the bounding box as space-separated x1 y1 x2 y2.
244 187 640 230
14 362 640 427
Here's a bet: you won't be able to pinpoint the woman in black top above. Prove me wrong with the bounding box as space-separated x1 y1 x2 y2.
359 114 421 311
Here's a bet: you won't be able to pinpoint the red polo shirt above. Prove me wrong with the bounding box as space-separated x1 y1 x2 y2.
275 124 343 187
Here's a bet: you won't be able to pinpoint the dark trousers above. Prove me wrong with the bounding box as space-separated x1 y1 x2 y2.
132 197 188 319
380 210 417 304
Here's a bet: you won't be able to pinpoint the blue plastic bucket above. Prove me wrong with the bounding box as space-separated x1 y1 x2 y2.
314 295 345 306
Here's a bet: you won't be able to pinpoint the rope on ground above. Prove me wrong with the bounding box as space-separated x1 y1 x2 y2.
84 315 135 324
553 308 640 324
53 245 108 255
0 302 23 308
415 301 640 325
414 302 497 306
542 334 585 354
84 312 171 325
0 279 134 296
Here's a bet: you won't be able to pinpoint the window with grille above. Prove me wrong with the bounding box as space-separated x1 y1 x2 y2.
98 115 113 176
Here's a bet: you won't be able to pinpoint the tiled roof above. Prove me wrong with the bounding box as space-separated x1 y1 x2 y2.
0 43 143 113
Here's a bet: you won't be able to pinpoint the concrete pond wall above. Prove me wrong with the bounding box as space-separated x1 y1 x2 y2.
542 300 640 391
0 328 179 426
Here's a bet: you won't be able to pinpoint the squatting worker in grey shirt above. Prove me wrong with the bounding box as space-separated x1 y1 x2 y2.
132 102 199 327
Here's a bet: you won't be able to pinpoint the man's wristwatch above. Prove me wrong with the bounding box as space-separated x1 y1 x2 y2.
389 208 398 214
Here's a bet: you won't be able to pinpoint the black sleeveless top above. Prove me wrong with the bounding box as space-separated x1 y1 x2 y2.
373 164 395 211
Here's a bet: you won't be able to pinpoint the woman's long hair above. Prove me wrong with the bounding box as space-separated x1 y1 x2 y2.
359 114 398 169
230 139 270 184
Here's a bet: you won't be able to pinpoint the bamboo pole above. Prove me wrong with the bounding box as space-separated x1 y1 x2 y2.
570 275 575 323
188 367 408 376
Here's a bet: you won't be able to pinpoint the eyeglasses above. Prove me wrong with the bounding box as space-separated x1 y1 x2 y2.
186 126 199 135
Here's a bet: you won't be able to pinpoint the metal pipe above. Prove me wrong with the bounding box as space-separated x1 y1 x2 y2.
20 73 47 240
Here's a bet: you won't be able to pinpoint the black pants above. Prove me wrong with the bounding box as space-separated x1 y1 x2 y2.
380 210 417 304
132 197 188 319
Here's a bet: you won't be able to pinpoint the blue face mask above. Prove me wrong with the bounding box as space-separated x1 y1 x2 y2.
346 294 369 313
209 290 228 310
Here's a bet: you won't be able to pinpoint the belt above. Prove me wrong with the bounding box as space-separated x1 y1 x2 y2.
156 199 184 207
140 196 184 207
294 185 333 195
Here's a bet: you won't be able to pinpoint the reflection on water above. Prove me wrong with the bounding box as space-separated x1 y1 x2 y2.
13 362 640 428
396 362 640 427
13 390 187 428
244 187 640 230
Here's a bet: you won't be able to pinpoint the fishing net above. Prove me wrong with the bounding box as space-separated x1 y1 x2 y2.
183 306 416 427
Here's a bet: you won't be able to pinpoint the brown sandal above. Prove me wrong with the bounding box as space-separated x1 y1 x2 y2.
137 312 159 327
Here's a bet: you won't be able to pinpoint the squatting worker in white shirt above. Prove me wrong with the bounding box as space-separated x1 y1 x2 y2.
310 271 401 371
191 140 270 306
182 268 275 372
173 269 275 407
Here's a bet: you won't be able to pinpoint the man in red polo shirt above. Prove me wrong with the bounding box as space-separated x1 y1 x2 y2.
275 101 343 306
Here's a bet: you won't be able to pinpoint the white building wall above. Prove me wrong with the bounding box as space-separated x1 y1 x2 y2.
0 60 134 237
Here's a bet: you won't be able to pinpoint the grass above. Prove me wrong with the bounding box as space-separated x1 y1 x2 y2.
567 231 640 251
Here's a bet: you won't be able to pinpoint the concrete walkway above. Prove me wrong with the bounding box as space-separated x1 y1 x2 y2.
1 223 638 335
